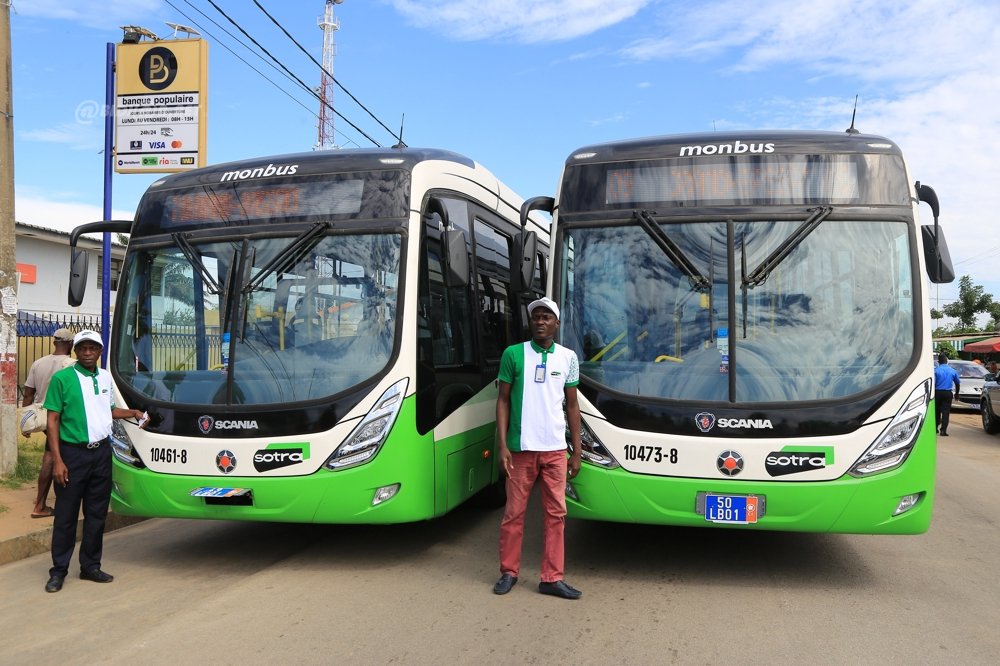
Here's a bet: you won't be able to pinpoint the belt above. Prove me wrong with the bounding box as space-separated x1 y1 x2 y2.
63 438 109 449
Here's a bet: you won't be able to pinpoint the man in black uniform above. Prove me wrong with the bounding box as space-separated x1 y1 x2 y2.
42 331 146 593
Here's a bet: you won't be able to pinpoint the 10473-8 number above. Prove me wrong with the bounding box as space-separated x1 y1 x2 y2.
623 444 678 464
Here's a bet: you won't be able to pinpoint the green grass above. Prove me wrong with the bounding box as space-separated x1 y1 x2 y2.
1 434 45 490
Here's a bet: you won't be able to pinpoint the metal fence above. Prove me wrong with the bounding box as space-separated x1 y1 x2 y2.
16 312 103 400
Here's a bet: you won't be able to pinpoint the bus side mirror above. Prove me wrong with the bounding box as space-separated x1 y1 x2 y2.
68 248 89 307
921 225 955 284
426 196 469 288
519 196 554 228
516 230 538 293
443 228 470 288
917 182 940 220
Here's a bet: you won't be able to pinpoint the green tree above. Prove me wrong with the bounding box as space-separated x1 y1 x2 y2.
942 275 994 331
935 341 956 359
985 302 1000 333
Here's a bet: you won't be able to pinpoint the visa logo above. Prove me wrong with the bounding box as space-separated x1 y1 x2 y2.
148 141 166 149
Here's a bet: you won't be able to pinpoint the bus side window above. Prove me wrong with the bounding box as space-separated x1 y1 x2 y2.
473 218 514 362
416 196 478 433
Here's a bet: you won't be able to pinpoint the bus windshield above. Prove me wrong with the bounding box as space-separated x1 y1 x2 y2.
560 216 915 403
115 231 401 406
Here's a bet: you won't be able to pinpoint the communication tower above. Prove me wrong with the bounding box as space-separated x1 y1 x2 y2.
315 0 343 150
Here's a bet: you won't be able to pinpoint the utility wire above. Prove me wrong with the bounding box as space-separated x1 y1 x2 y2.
252 0 402 144
163 0 320 123
179 0 305 92
202 0 381 146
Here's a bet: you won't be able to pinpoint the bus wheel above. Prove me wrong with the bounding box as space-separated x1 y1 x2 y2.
982 400 1000 434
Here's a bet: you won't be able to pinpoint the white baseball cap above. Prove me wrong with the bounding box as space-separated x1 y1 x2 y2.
527 297 560 320
52 328 74 342
73 330 104 348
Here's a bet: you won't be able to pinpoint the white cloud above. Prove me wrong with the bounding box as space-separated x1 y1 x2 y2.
16 0 164 30
20 123 103 151
618 0 1000 302
387 0 654 42
15 188 134 236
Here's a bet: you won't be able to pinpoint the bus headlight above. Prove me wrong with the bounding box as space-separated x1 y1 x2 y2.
325 378 408 471
110 419 146 469
849 379 930 477
567 418 619 469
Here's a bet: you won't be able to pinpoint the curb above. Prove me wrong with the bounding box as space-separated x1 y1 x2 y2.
0 513 149 567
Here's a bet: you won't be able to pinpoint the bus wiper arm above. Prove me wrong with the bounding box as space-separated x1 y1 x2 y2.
742 206 833 289
634 210 710 291
242 221 331 293
172 232 222 294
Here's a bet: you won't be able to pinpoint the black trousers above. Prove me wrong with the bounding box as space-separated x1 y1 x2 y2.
50 442 113 578
935 389 954 434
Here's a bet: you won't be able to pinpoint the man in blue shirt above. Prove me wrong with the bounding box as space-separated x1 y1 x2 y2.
933 353 961 436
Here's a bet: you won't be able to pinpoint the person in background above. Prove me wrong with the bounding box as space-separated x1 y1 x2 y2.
21 328 75 518
42 330 146 593
933 352 961 437
493 297 583 600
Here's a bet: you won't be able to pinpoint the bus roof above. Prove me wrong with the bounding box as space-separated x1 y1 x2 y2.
564 130 903 164
148 147 477 190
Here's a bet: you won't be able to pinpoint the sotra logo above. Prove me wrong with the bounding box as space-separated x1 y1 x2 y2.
253 443 311 472
216 450 237 474
764 447 833 477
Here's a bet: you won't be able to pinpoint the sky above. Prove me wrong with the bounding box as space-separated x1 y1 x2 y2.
10 0 1000 327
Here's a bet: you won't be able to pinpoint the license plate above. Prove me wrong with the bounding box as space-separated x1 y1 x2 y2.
704 493 760 524
189 487 251 498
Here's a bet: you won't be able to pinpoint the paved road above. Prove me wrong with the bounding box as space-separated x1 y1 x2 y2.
2 411 998 665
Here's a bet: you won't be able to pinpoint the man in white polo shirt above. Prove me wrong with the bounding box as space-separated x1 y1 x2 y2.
42 330 146 593
493 297 583 600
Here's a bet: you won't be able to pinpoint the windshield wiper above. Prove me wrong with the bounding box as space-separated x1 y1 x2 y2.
172 232 222 294
242 221 331 294
634 210 710 291
742 206 833 289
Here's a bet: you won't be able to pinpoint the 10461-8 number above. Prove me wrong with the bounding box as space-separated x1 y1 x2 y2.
623 445 678 464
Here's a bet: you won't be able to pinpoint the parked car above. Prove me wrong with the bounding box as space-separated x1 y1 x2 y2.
982 372 1000 434
947 359 990 410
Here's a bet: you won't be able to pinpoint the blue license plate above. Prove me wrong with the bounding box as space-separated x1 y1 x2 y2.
189 487 250 498
705 494 759 524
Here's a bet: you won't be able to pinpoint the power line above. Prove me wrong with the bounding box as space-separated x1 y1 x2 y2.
163 0 319 123
251 0 402 145
202 0 382 146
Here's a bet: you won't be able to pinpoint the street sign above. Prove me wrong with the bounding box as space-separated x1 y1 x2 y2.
115 38 208 173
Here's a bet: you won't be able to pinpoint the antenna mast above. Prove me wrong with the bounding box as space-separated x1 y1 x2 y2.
315 0 343 150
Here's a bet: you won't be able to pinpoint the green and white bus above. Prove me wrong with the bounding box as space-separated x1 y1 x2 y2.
521 130 954 533
68 148 548 523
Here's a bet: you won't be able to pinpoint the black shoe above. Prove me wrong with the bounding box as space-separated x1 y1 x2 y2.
940 432 949 436
538 580 582 599
45 575 64 593
493 573 517 595
80 568 114 583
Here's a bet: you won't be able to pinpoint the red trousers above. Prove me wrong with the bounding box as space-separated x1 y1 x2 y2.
498 450 567 583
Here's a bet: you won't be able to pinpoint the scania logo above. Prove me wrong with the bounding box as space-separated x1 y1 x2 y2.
198 415 214 434
717 450 744 477
196 416 259 434
253 444 311 472
216 450 237 474
695 412 716 432
718 418 774 430
764 449 830 477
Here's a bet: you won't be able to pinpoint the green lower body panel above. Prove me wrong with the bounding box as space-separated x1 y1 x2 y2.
566 427 936 535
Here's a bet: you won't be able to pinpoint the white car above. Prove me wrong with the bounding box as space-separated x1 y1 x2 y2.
946 359 990 410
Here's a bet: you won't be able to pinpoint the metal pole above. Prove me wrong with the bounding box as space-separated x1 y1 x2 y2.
101 42 114 365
